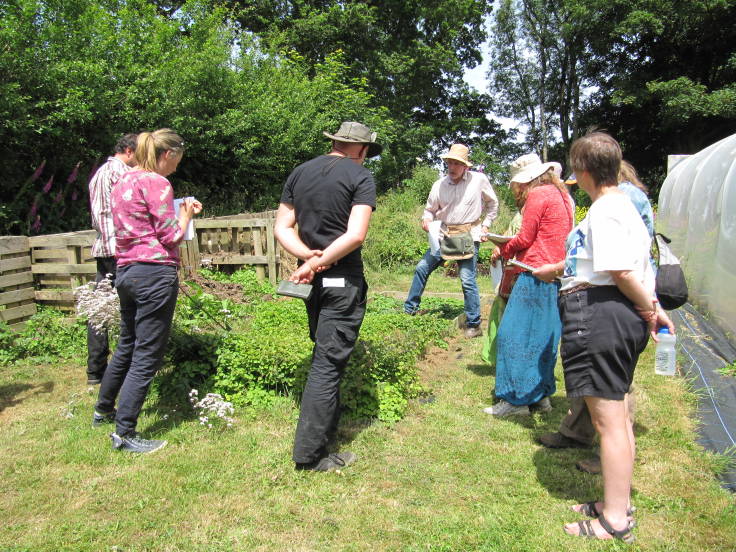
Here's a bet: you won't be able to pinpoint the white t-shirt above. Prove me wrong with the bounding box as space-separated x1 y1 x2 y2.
560 192 655 293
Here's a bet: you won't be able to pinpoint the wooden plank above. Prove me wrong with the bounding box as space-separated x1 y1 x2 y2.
28 231 95 248
35 289 74 302
0 303 37 323
38 276 73 287
0 271 34 289
32 248 70 261
9 320 27 332
252 227 265 280
194 219 270 229
189 231 200 274
0 256 31 273
208 254 269 265
68 244 82 288
31 263 97 275
266 220 277 285
0 287 36 306
0 236 29 256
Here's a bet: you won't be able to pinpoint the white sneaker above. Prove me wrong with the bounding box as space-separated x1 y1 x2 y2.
483 400 530 417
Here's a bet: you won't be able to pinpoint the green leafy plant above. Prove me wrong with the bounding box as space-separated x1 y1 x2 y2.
0 307 87 363
717 361 736 378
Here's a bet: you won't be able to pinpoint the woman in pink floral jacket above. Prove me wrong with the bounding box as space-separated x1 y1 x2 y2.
94 128 202 454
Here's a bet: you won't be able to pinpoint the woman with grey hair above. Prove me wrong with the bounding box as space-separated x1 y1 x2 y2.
535 132 673 542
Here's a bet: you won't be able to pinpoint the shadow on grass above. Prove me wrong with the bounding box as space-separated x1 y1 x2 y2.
532 446 598 502
140 396 199 436
0 381 54 413
466 363 495 377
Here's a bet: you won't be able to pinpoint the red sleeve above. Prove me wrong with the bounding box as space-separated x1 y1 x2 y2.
500 187 545 259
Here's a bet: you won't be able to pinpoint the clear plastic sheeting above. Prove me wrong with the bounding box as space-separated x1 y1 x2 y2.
658 133 736 338
659 133 736 491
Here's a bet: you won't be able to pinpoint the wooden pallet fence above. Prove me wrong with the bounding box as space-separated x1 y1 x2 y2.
194 216 280 284
28 230 97 311
0 210 289 316
0 236 36 329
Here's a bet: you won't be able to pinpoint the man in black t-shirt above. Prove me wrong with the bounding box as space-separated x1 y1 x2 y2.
275 121 381 472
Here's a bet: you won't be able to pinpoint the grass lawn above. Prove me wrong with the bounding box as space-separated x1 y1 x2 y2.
1 280 735 551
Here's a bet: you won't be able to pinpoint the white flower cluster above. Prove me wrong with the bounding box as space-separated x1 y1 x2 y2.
74 275 120 334
189 389 235 429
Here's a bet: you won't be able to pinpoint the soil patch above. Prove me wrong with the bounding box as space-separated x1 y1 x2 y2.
181 274 250 303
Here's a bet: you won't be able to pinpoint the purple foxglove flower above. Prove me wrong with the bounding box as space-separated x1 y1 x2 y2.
30 199 38 219
42 175 54 194
31 215 41 232
31 160 46 181
67 162 80 183
54 191 62 203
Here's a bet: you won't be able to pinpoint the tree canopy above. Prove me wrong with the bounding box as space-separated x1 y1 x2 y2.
2 0 735 235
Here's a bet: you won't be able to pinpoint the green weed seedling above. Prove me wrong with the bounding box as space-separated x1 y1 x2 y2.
717 360 736 378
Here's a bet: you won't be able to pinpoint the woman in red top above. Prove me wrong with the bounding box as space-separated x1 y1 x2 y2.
485 154 573 417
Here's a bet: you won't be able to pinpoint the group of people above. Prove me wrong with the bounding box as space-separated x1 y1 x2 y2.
87 121 673 542
377 130 672 542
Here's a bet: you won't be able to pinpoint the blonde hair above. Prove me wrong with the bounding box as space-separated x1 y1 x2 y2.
135 128 185 172
618 160 648 193
539 168 567 194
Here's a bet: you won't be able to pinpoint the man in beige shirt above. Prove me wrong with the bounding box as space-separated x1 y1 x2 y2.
404 144 498 337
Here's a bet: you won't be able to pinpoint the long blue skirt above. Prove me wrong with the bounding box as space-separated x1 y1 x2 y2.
495 272 561 406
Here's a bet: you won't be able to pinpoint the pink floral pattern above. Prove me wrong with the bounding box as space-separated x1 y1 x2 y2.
111 169 184 267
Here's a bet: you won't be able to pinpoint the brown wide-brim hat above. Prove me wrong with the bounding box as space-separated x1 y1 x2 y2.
323 121 383 158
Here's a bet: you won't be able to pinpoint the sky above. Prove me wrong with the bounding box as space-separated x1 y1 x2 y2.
462 37 521 135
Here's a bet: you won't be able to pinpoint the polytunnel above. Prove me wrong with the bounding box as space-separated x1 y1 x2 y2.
657 132 736 491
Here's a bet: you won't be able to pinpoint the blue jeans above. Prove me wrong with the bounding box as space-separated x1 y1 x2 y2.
404 244 481 327
96 263 179 436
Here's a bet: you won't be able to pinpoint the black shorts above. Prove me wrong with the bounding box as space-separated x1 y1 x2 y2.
559 286 649 400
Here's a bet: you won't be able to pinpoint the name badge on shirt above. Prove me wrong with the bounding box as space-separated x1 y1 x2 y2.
322 277 345 288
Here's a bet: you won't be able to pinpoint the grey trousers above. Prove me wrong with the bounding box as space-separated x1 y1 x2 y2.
558 388 636 446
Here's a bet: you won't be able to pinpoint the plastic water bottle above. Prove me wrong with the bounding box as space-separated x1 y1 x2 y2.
654 327 677 376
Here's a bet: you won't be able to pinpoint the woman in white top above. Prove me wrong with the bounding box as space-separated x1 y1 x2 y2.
535 132 674 543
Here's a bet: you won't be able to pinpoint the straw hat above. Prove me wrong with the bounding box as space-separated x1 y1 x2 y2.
564 173 577 185
439 144 473 167
323 121 382 158
510 153 561 183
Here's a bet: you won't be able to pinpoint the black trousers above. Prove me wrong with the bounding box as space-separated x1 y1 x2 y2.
96 263 178 436
292 274 368 464
87 257 118 381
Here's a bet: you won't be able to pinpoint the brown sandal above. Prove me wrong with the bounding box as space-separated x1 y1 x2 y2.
574 501 636 518
566 513 636 543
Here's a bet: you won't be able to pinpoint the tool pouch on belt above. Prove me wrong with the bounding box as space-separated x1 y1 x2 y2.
440 223 475 260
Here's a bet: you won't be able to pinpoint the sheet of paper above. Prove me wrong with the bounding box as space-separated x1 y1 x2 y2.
173 197 195 240
428 220 442 255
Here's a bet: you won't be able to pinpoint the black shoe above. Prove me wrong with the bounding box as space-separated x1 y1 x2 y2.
87 378 102 385
92 409 116 427
295 452 357 472
111 432 167 453
537 432 590 449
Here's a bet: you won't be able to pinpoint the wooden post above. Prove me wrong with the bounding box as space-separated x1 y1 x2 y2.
266 219 277 285
252 226 265 281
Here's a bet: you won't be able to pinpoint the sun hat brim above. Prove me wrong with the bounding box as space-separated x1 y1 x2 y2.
439 153 473 167
323 131 383 158
512 161 558 184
